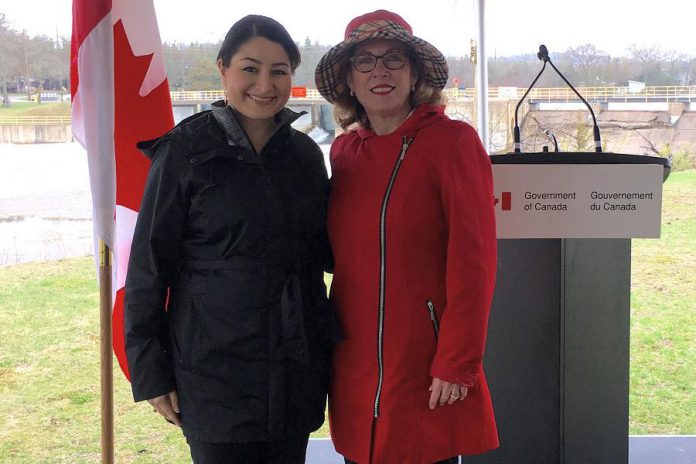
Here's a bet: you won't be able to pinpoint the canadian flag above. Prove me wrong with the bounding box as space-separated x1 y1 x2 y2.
71 0 174 379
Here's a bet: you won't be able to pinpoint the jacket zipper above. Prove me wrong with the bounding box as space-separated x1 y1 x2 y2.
425 298 440 339
373 135 414 419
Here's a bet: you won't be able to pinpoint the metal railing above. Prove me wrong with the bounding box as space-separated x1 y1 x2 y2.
518 85 696 103
169 86 696 104
0 116 72 125
2 85 694 126
168 88 327 102
169 90 225 102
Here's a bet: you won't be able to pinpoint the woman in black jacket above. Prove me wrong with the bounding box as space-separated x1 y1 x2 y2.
124 15 333 464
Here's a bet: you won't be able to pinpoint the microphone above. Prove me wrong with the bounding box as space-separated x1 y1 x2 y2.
513 44 603 153
544 129 559 152
539 44 602 152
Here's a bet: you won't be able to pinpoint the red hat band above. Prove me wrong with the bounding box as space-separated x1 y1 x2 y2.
344 9 413 40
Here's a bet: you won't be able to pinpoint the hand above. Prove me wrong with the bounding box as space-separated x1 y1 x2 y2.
428 378 468 410
147 390 182 426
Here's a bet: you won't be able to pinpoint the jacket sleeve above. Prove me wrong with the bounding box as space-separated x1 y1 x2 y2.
297 132 334 273
316 149 334 273
429 125 497 388
124 138 188 402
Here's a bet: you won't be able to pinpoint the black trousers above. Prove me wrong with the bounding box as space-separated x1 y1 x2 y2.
187 434 309 464
345 458 458 464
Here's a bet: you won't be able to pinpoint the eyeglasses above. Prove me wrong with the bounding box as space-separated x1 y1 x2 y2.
349 51 409 73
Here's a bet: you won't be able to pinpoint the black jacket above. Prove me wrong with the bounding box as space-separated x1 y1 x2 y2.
124 101 334 443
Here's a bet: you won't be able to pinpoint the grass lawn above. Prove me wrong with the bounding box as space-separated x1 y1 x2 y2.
0 171 693 461
630 170 696 434
0 258 197 462
0 100 71 117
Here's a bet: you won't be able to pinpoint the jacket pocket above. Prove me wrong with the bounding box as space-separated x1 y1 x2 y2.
171 294 202 370
425 298 440 340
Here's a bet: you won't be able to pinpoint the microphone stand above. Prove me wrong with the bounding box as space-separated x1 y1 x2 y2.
514 45 604 153
538 45 603 153
513 61 547 153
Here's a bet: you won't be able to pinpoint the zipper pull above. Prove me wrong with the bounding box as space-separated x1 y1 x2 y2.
399 135 414 160
426 298 440 339
426 299 436 321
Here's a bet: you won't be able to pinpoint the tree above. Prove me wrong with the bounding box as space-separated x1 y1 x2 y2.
662 50 689 85
563 44 610 85
26 34 68 99
2 21 695 108
685 57 696 85
628 44 665 64
446 56 475 88
184 53 220 90
626 44 683 85
293 40 331 87
566 44 608 69
163 41 219 90
0 13 22 106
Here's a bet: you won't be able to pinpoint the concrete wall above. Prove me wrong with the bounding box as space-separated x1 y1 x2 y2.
444 99 517 153
4 101 694 153
0 125 73 143
608 102 669 111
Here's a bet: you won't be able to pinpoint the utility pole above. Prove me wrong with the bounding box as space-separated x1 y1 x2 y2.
0 23 9 106
23 30 32 102
1 74 8 107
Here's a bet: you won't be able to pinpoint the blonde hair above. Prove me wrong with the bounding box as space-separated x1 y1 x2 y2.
332 48 445 131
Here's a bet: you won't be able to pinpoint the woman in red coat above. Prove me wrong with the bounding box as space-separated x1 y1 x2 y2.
315 9 499 464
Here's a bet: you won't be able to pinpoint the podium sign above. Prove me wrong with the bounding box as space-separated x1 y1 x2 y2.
492 164 663 238
474 154 669 464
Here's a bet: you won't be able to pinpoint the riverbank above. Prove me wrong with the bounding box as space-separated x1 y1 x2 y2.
0 101 72 143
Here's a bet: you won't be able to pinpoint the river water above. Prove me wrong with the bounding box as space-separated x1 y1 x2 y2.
0 142 331 267
0 143 93 266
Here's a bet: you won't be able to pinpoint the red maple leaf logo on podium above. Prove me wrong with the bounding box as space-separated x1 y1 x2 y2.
494 192 512 211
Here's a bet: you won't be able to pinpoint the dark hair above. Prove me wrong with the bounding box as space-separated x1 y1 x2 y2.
217 15 301 72
332 44 444 130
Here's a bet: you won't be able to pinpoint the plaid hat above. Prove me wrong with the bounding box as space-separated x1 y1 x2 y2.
314 9 449 103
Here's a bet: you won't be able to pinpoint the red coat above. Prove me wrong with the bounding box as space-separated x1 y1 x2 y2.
328 104 499 463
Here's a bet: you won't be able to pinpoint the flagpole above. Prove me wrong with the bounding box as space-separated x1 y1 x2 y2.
476 0 489 152
99 239 114 464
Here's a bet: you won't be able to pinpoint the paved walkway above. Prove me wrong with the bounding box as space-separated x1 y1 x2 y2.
307 436 696 463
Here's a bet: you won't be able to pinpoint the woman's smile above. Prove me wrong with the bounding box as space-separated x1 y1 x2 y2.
370 85 396 95
247 93 277 104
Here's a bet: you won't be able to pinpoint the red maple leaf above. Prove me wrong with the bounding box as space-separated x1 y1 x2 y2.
113 19 174 212
112 20 174 378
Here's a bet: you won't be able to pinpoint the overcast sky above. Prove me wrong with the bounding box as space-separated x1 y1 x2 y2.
2 0 695 58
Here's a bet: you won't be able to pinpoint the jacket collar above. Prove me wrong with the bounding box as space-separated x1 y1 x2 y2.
355 104 446 139
211 100 305 151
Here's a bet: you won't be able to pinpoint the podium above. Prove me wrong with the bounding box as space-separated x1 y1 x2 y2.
466 153 670 464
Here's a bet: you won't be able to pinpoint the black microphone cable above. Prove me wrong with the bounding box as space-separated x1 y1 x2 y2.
544 129 559 152
513 61 547 153
538 44 603 152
